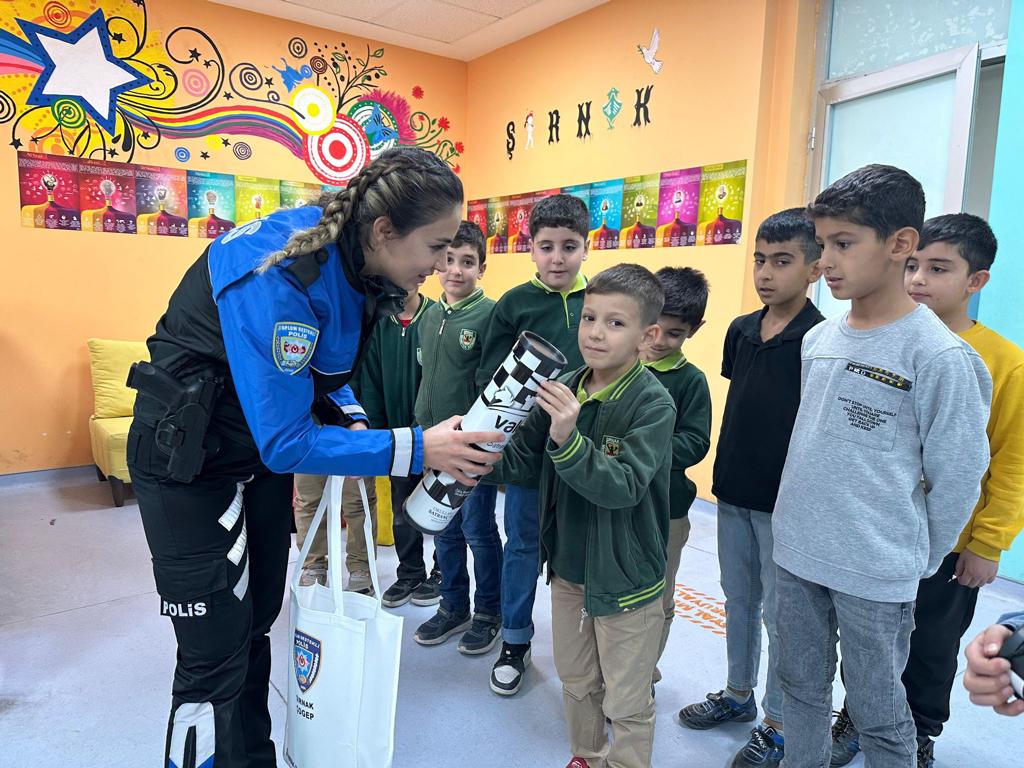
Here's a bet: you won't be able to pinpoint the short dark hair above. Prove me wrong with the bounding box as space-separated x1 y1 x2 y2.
756 207 822 263
655 267 708 327
807 164 925 240
450 219 486 267
918 213 997 274
530 193 589 239
585 264 665 326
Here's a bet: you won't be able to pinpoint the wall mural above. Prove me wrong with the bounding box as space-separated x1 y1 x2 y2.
0 0 464 185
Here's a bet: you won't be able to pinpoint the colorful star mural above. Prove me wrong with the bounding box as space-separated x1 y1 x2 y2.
0 1 464 183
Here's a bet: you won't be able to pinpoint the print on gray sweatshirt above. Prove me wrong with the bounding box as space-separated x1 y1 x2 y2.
772 304 992 603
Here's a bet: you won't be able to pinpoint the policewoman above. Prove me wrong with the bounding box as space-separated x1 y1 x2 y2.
127 147 500 767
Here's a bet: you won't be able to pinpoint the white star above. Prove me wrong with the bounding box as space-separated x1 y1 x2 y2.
38 26 139 121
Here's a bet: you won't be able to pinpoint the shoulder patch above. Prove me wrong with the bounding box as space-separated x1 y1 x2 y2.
459 328 477 350
273 322 319 374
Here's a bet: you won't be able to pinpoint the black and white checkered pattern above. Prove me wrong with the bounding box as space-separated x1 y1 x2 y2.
405 332 568 533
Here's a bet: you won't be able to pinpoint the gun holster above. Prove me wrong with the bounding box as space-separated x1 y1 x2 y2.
127 362 223 483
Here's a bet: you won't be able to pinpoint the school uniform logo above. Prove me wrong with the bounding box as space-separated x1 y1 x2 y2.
273 322 319 374
293 629 322 693
459 329 477 350
602 436 622 457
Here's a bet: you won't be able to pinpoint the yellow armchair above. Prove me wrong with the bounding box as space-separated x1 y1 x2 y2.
87 338 149 506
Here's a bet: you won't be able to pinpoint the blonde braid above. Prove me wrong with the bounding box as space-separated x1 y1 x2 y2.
257 159 393 274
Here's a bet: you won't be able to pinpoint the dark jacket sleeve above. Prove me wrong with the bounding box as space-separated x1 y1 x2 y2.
486 406 549 487
673 370 712 470
547 402 675 509
357 322 388 429
721 318 739 379
476 297 517 393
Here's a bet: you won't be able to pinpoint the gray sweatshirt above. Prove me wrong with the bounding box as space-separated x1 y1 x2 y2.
772 304 992 603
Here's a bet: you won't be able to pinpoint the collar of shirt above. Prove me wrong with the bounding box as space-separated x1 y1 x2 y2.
576 359 644 404
643 350 687 372
440 287 486 312
530 272 588 296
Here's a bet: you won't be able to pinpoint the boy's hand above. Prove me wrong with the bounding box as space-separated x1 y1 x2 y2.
955 549 1000 588
964 624 1024 716
537 380 579 447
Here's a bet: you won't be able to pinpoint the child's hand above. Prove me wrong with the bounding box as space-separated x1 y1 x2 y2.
964 624 1024 716
537 380 579 447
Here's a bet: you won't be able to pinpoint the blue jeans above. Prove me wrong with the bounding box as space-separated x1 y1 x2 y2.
500 484 540 645
776 567 916 768
435 483 503 618
717 502 783 723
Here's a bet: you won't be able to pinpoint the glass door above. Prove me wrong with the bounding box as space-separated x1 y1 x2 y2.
810 44 980 317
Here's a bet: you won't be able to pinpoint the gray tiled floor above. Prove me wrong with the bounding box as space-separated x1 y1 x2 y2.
2 467 1023 766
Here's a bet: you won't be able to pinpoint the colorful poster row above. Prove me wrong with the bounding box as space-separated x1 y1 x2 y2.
17 152 329 237
469 160 747 254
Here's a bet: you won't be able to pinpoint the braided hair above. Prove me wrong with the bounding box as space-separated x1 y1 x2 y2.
258 146 463 273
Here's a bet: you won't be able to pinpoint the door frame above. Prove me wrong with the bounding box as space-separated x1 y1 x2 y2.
810 43 981 213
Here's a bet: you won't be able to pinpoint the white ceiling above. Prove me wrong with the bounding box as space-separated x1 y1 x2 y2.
209 0 608 60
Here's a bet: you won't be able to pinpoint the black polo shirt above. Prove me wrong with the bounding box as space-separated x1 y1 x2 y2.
712 299 824 513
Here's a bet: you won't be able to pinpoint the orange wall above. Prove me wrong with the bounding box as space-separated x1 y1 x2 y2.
0 0 468 473
0 0 817 483
463 0 819 500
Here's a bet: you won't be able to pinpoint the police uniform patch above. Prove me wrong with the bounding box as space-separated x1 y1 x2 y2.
273 322 318 374
602 436 622 457
459 329 477 350
293 629 322 693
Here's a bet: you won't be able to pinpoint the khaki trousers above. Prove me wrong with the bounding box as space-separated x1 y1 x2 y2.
293 475 378 572
653 516 691 682
550 577 662 768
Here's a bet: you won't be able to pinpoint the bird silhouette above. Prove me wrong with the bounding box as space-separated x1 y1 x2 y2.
637 28 663 74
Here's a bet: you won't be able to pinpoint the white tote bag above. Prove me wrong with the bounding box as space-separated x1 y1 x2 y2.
285 477 403 768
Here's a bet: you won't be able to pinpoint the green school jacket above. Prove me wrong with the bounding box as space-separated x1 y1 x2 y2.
415 288 495 429
643 352 712 519
475 274 587 393
490 360 676 617
357 295 433 429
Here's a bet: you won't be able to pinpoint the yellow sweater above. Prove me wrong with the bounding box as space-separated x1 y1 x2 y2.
954 322 1024 560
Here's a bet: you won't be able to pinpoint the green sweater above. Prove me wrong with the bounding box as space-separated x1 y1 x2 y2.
643 352 712 519
490 360 676 617
475 273 587 393
415 288 495 429
357 295 433 429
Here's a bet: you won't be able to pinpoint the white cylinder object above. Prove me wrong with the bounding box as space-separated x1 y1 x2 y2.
404 331 568 534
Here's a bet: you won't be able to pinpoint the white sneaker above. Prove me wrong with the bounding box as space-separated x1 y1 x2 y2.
299 565 327 586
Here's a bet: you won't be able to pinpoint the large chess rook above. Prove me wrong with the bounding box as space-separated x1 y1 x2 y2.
405 332 568 534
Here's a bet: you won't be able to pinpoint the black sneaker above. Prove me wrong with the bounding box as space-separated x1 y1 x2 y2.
829 708 860 767
917 739 935 768
411 568 442 606
413 606 471 646
458 613 501 655
381 577 422 608
731 725 784 767
490 642 531 696
678 690 757 730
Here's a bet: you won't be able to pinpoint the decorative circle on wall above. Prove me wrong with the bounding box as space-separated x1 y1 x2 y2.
309 55 328 74
182 68 211 97
174 147 191 163
0 92 16 124
51 98 86 129
236 63 262 91
43 1 72 29
290 85 335 136
304 114 369 184
288 37 308 58
232 141 252 161
347 99 398 159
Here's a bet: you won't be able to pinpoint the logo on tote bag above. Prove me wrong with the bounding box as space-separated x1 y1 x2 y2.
294 629 322 693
